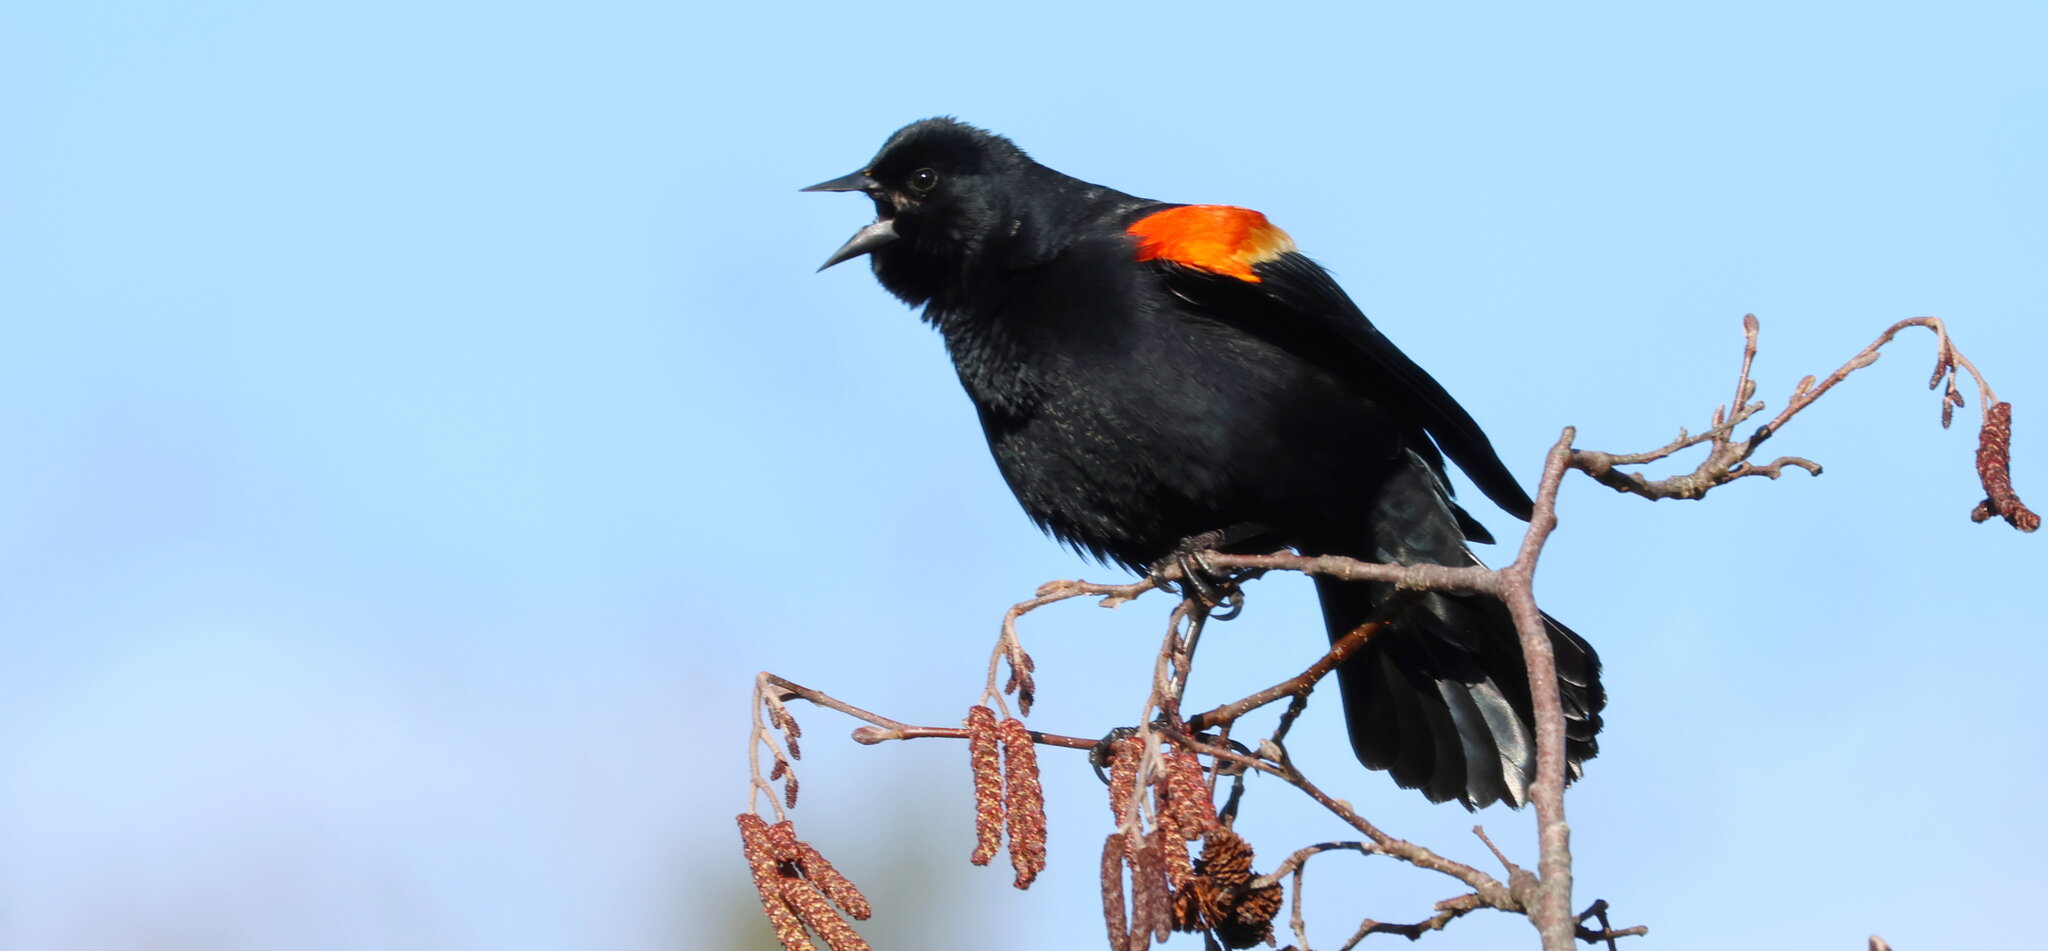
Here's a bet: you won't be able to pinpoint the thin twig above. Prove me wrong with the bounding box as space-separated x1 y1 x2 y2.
1185 615 1398 732
1574 315 2029 524
1168 730 1518 912
986 577 1158 716
766 674 1102 751
1338 893 1488 947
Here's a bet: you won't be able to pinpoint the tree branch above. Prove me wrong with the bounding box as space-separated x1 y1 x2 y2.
741 313 2024 950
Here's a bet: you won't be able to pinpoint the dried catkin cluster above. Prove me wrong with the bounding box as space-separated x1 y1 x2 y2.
965 704 1050 888
1974 401 2040 531
1098 740 1281 950
1173 827 1284 949
736 813 872 951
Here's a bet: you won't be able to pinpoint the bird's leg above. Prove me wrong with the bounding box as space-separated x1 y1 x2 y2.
1149 523 1271 617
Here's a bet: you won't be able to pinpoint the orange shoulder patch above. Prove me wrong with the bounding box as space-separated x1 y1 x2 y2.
1127 205 1297 283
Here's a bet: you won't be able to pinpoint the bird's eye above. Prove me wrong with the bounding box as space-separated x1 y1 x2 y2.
908 168 939 194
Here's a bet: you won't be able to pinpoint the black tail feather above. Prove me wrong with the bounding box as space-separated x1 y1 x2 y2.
1309 455 1605 809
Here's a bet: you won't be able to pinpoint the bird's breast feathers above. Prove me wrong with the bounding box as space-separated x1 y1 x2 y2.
1126 205 1297 283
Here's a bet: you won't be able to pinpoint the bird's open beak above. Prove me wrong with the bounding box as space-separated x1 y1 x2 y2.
801 171 878 194
803 171 900 270
816 219 898 271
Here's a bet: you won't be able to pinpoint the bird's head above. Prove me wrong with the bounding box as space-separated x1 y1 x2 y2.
804 117 1034 308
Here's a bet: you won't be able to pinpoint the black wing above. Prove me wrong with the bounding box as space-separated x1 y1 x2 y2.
1156 251 1537 521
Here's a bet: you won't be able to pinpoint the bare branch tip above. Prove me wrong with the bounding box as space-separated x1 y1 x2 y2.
849 726 897 745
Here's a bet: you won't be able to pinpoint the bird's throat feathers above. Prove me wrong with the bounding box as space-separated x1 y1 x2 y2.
1127 205 1297 283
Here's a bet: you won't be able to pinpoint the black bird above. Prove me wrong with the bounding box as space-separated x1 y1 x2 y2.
807 118 1602 808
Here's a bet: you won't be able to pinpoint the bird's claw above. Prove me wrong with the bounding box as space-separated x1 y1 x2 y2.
1151 542 1243 618
1089 726 1142 784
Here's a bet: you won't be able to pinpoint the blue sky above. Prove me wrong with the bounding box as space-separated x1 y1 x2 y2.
3 2 2043 949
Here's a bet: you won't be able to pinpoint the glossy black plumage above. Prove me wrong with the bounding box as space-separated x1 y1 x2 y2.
809 118 1604 808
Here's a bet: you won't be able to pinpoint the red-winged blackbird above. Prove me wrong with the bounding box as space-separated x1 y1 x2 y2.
807 118 1602 808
